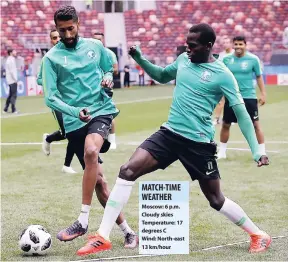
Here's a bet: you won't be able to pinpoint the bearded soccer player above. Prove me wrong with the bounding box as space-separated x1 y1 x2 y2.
93 32 118 150
218 36 267 159
38 29 76 174
76 24 271 256
41 5 137 248
213 36 234 125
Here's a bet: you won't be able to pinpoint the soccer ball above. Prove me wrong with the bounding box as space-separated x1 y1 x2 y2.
18 225 52 255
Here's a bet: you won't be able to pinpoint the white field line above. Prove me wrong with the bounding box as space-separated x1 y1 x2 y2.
0 141 283 154
0 96 173 119
70 235 287 262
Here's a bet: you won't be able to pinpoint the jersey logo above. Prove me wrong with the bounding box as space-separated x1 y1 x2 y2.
241 61 248 70
200 70 212 82
87 50 96 59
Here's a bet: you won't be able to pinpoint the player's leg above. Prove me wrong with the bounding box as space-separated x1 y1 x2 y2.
57 126 89 241
95 162 138 248
42 111 65 156
219 100 236 159
108 119 117 149
199 178 271 253
253 120 266 155
246 99 266 155
77 127 177 256
179 140 271 253
213 96 225 125
62 140 77 173
104 88 117 149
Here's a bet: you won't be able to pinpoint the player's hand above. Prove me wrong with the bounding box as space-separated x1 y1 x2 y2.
257 155 269 167
79 108 91 122
101 79 114 89
128 45 141 58
258 93 266 106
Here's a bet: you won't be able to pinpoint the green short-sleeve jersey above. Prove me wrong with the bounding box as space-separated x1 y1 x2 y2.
223 52 262 99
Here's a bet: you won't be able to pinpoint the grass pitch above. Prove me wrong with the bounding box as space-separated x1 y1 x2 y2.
1 85 288 261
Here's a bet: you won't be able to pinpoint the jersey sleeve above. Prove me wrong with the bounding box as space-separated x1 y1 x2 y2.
42 56 83 118
96 42 113 81
133 50 179 83
37 60 43 86
109 50 118 65
219 68 244 107
252 56 262 77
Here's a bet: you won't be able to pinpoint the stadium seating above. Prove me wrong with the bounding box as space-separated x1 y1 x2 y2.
1 0 287 64
124 0 287 64
1 0 104 57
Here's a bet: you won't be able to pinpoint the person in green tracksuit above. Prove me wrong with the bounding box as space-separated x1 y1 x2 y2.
76 23 271 257
41 5 137 248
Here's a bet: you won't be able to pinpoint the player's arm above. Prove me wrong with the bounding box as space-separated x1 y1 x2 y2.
113 63 118 75
42 56 84 118
98 43 114 87
37 60 43 86
110 51 119 75
254 57 266 105
220 71 268 166
129 46 177 84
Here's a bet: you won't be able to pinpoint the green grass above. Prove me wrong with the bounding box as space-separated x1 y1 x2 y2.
1 85 288 261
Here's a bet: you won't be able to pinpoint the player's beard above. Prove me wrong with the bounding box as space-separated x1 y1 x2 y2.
62 34 79 48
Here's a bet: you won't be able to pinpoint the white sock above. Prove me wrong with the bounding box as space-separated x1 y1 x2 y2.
219 142 227 154
119 220 134 236
108 133 116 144
77 204 91 228
98 178 134 240
258 143 266 155
219 197 261 235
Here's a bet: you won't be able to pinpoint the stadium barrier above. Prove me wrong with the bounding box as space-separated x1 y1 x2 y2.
1 74 288 98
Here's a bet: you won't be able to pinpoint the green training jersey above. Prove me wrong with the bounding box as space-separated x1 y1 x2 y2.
162 53 244 143
223 52 262 99
41 37 119 133
105 48 117 65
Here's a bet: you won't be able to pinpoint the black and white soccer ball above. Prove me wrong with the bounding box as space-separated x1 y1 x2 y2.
18 225 52 255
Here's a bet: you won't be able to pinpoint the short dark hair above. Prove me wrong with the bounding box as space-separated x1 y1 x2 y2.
189 23 216 46
94 32 104 37
54 5 78 25
7 49 13 56
50 29 57 37
233 35 246 44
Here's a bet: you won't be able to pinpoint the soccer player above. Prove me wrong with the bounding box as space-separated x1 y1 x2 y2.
218 36 267 159
93 32 118 150
213 36 234 125
76 24 271 256
38 29 76 174
41 6 137 248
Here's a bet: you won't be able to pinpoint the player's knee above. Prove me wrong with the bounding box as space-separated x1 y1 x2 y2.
253 121 260 130
119 163 137 181
84 146 99 164
222 123 231 130
209 195 225 211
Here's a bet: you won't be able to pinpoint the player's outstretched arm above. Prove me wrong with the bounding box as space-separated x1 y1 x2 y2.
220 70 269 167
129 46 177 84
232 104 269 166
42 56 84 118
